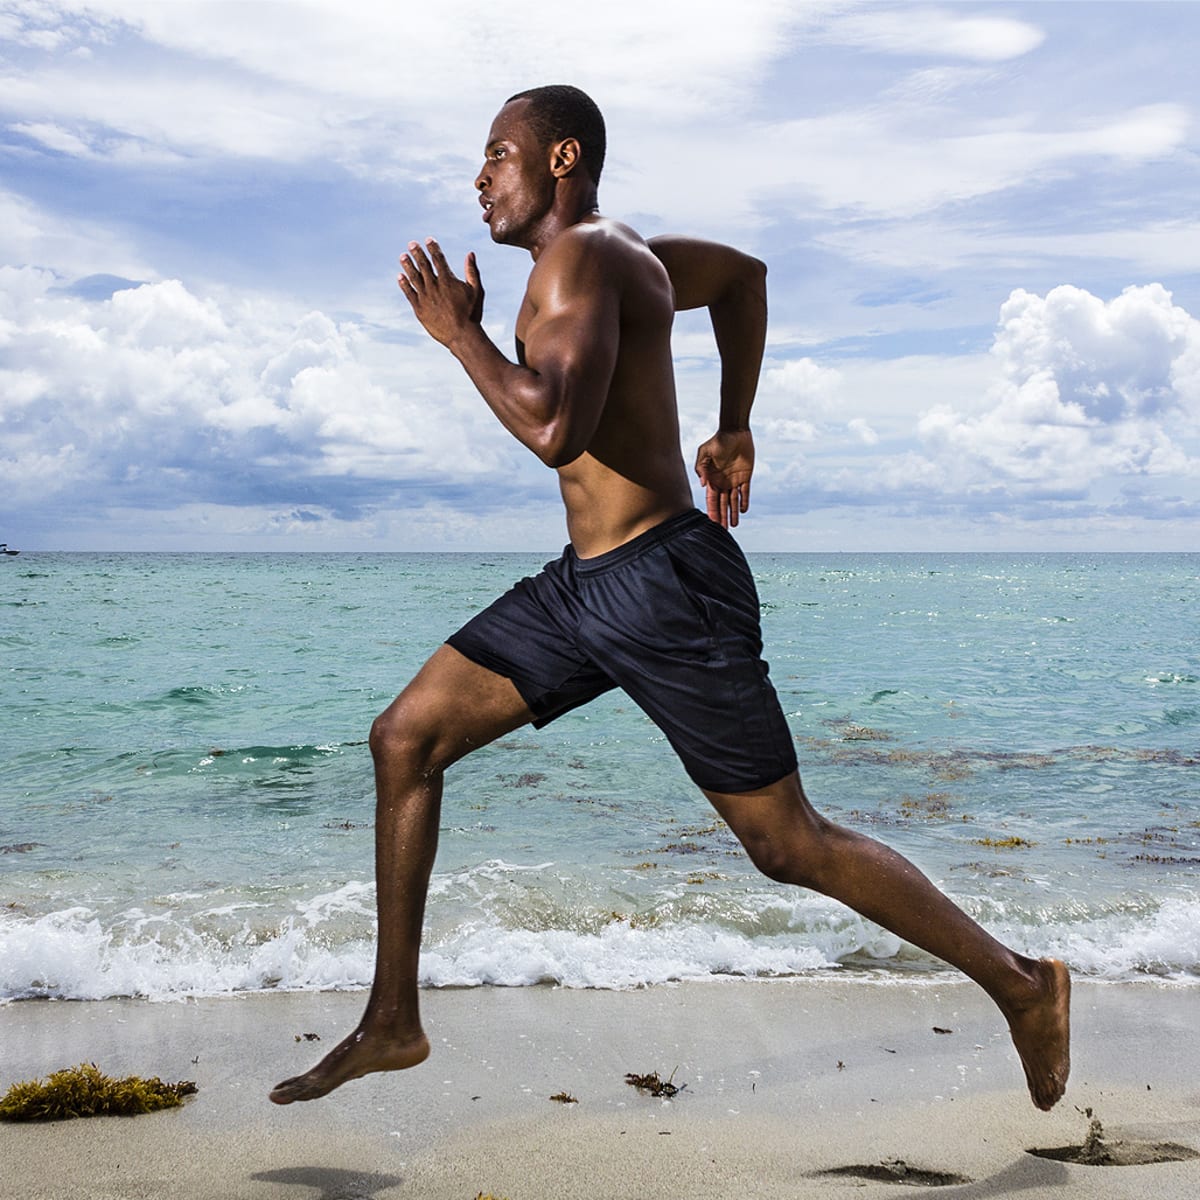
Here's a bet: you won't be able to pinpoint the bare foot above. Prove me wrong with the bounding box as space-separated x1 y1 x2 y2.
1006 958 1071 1111
269 1026 430 1105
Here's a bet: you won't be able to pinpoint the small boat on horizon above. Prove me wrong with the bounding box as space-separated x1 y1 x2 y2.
0 543 19 556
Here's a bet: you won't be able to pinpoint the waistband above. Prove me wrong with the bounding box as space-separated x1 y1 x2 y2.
570 508 709 576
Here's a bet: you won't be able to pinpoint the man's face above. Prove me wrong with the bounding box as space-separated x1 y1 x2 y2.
474 100 556 247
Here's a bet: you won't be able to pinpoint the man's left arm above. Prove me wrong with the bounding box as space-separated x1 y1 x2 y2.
649 236 767 528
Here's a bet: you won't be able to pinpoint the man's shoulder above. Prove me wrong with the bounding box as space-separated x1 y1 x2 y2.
544 217 649 265
532 218 661 295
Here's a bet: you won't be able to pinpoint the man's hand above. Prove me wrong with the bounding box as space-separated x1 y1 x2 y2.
695 428 754 529
398 238 484 347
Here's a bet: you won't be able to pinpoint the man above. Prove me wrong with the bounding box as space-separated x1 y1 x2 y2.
271 85 1070 1111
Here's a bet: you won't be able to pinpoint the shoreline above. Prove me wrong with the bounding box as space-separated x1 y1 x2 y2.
2 978 1198 1198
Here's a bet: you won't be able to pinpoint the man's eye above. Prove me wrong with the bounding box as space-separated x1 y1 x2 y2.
493 147 506 158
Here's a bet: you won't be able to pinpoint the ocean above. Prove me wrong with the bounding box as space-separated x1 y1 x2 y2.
2 550 1197 1003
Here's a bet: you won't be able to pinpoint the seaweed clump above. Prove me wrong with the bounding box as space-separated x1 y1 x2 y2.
625 1069 682 1098
0 1063 197 1122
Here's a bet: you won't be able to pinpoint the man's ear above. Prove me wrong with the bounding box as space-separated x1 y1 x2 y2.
549 137 581 178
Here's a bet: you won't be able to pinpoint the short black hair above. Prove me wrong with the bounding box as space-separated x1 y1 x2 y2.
506 84 606 184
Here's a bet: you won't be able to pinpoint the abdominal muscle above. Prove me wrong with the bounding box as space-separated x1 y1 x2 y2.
557 443 694 559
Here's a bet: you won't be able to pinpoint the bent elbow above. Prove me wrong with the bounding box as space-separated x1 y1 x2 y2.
536 435 584 469
715 254 767 311
529 418 583 469
529 389 599 467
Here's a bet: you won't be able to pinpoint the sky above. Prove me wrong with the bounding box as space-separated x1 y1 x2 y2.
2 0 1199 552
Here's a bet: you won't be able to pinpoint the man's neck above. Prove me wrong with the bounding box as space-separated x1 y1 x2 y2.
526 182 601 260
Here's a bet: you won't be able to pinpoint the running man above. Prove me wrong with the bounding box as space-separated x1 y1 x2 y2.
270 85 1070 1111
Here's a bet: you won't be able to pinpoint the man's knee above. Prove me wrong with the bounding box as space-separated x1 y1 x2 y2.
369 699 442 774
741 833 807 886
734 812 835 888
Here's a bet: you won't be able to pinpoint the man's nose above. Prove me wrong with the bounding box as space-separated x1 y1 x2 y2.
475 167 489 191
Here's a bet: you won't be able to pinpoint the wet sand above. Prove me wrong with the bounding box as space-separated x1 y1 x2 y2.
1 977 1197 1199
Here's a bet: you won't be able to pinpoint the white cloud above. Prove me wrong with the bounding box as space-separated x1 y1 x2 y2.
990 221 1200 278
0 187 154 278
918 283 1200 490
728 290 1200 535
9 120 93 157
1 61 348 164
814 216 1200 277
763 104 1186 220
767 352 995 437
847 417 878 445
820 7 1045 62
0 265 530 524
81 0 817 114
600 97 1190 236
0 3 81 50
762 357 843 412
0 0 819 176
6 0 1176 232
993 284 1200 417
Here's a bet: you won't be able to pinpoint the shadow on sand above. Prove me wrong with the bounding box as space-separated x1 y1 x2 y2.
251 1165 404 1199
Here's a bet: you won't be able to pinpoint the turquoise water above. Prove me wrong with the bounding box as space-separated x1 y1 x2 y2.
2 551 1197 1000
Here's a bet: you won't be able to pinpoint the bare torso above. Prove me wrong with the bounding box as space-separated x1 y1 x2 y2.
515 217 693 558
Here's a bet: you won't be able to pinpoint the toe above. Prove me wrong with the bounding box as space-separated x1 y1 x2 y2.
268 1076 305 1105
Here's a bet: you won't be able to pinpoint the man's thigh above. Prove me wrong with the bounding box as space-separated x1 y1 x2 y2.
378 645 537 770
576 519 797 793
445 558 615 726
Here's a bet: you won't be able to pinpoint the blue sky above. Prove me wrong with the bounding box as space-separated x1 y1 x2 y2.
2 0 1199 551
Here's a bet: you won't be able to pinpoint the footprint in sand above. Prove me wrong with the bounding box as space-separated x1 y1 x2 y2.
1028 1138 1199 1166
1029 1113 1200 1167
817 1160 971 1187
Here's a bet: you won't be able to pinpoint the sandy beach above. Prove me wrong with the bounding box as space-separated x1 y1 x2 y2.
1 977 1197 1199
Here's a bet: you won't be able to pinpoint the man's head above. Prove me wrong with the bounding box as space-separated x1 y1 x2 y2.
505 84 606 184
475 85 606 250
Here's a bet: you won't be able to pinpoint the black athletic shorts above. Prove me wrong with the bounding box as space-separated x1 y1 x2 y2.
446 508 797 794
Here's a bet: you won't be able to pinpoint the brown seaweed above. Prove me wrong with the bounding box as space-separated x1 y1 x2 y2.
625 1069 682 1097
0 1063 197 1121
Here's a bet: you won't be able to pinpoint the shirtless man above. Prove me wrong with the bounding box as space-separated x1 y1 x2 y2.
270 85 1070 1111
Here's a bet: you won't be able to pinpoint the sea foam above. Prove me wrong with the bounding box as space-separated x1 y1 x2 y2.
3 888 1198 1003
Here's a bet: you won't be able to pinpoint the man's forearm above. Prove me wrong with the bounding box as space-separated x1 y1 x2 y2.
710 260 767 432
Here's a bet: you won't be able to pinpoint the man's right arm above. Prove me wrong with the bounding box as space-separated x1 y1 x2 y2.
649 236 767 528
399 233 619 469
